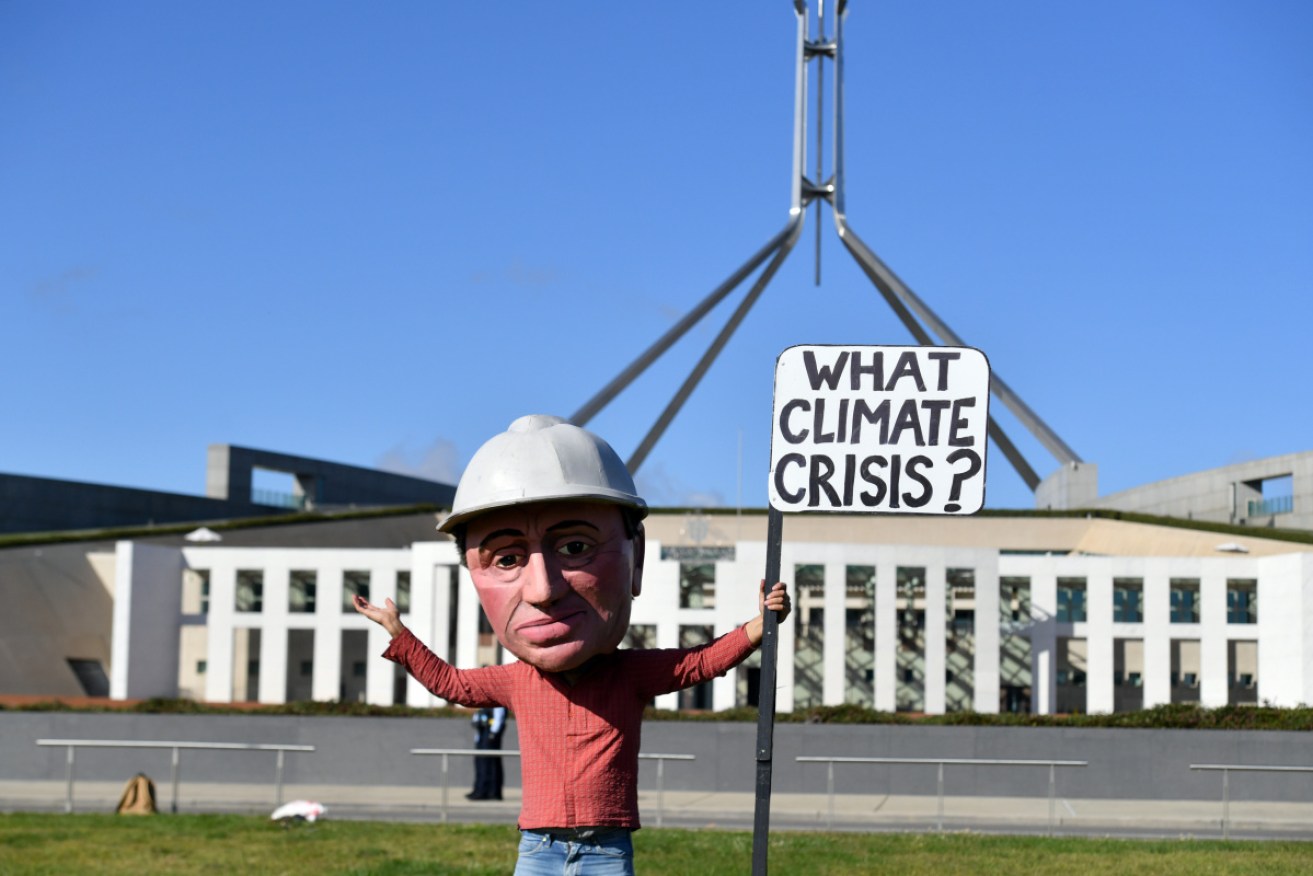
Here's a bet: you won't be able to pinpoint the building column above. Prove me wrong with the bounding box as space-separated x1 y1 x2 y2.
205 566 236 702
823 561 846 705
1199 570 1229 708
257 567 288 704
972 562 1000 713
774 550 798 714
1256 554 1309 707
406 545 448 707
1141 564 1172 709
874 559 898 712
311 568 343 701
258 621 287 704
110 542 186 701
365 566 399 706
455 566 481 672
1085 567 1114 714
1030 567 1057 715
924 564 947 714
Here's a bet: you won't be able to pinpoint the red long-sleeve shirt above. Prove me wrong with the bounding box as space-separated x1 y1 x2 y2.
383 626 756 830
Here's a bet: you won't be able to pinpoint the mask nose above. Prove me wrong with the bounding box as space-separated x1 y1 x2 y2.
521 550 566 608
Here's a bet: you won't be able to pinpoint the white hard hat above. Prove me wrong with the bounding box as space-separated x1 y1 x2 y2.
437 414 647 533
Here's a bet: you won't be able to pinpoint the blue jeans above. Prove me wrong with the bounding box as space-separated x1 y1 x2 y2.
514 828 634 876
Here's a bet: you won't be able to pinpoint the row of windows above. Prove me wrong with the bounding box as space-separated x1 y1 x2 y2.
1058 670 1258 688
185 569 412 615
185 566 1258 628
1053 577 1257 625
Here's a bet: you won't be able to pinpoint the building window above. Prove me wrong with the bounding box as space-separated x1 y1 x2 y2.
231 628 261 701
66 659 110 697
1113 578 1143 623
285 629 315 702
1228 640 1258 706
1170 579 1200 623
1000 576 1031 624
1227 579 1257 624
235 570 263 613
396 571 412 614
339 630 368 702
1056 578 1086 623
945 568 975 713
896 566 926 713
947 568 975 636
679 563 716 609
343 571 370 612
1245 473 1293 518
182 569 210 615
678 625 715 710
622 624 656 650
844 565 875 707
289 571 317 613
1171 639 1201 704
999 576 1032 715
197 660 207 675
793 564 826 710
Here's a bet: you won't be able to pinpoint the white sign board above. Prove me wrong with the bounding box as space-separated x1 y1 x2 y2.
768 345 991 515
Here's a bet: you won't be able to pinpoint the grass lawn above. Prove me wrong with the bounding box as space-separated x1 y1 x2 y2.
2 813 1311 874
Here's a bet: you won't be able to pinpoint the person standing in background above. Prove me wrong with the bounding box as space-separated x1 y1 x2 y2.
468 703 507 800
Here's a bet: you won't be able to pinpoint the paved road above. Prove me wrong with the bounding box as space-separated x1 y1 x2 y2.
4 780 1312 841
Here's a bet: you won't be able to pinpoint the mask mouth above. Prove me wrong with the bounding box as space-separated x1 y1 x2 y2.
515 607 586 629
513 610 588 645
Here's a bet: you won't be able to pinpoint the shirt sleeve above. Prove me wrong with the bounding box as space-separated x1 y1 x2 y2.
627 625 756 699
383 628 513 708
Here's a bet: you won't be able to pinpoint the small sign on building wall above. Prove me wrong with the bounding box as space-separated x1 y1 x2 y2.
768 345 991 515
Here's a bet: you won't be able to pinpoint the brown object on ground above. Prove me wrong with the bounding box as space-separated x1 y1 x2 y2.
116 773 157 815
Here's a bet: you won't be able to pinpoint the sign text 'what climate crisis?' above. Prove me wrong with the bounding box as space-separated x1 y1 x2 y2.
768 345 991 515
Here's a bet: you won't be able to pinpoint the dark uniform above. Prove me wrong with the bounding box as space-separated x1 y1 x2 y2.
468 705 506 800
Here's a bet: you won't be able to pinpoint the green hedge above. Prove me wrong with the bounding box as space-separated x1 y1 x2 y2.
1 697 467 720
6 698 1313 731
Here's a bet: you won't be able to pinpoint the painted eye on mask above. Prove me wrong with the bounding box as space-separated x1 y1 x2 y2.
493 551 522 569
557 539 591 558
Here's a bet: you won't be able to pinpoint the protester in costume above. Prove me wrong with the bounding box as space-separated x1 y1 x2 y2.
355 415 789 875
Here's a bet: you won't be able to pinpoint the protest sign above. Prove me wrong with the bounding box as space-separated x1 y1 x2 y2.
768 345 991 514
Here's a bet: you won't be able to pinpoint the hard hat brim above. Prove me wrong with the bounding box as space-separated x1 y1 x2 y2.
437 489 648 534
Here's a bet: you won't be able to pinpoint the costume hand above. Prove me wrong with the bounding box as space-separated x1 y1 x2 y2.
759 580 790 622
745 581 790 647
352 594 407 639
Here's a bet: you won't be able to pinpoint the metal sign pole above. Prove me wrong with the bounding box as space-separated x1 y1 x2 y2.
751 505 785 875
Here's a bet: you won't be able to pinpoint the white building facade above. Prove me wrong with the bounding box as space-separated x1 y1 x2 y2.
108 513 1313 715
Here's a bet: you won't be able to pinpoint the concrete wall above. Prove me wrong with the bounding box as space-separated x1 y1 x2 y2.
1092 451 1313 530
1035 462 1099 510
0 542 115 696
1 445 454 536
110 542 185 700
0 474 275 534
6 712 1313 803
207 446 454 509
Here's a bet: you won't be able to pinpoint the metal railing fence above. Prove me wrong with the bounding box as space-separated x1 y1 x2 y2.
1247 495 1293 517
410 749 694 826
797 755 1088 833
36 738 316 814
1190 763 1313 839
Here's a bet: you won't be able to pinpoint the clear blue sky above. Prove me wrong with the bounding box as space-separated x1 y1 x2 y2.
3 2 1310 512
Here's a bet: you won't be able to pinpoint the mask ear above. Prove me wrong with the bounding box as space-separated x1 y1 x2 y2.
630 526 645 598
